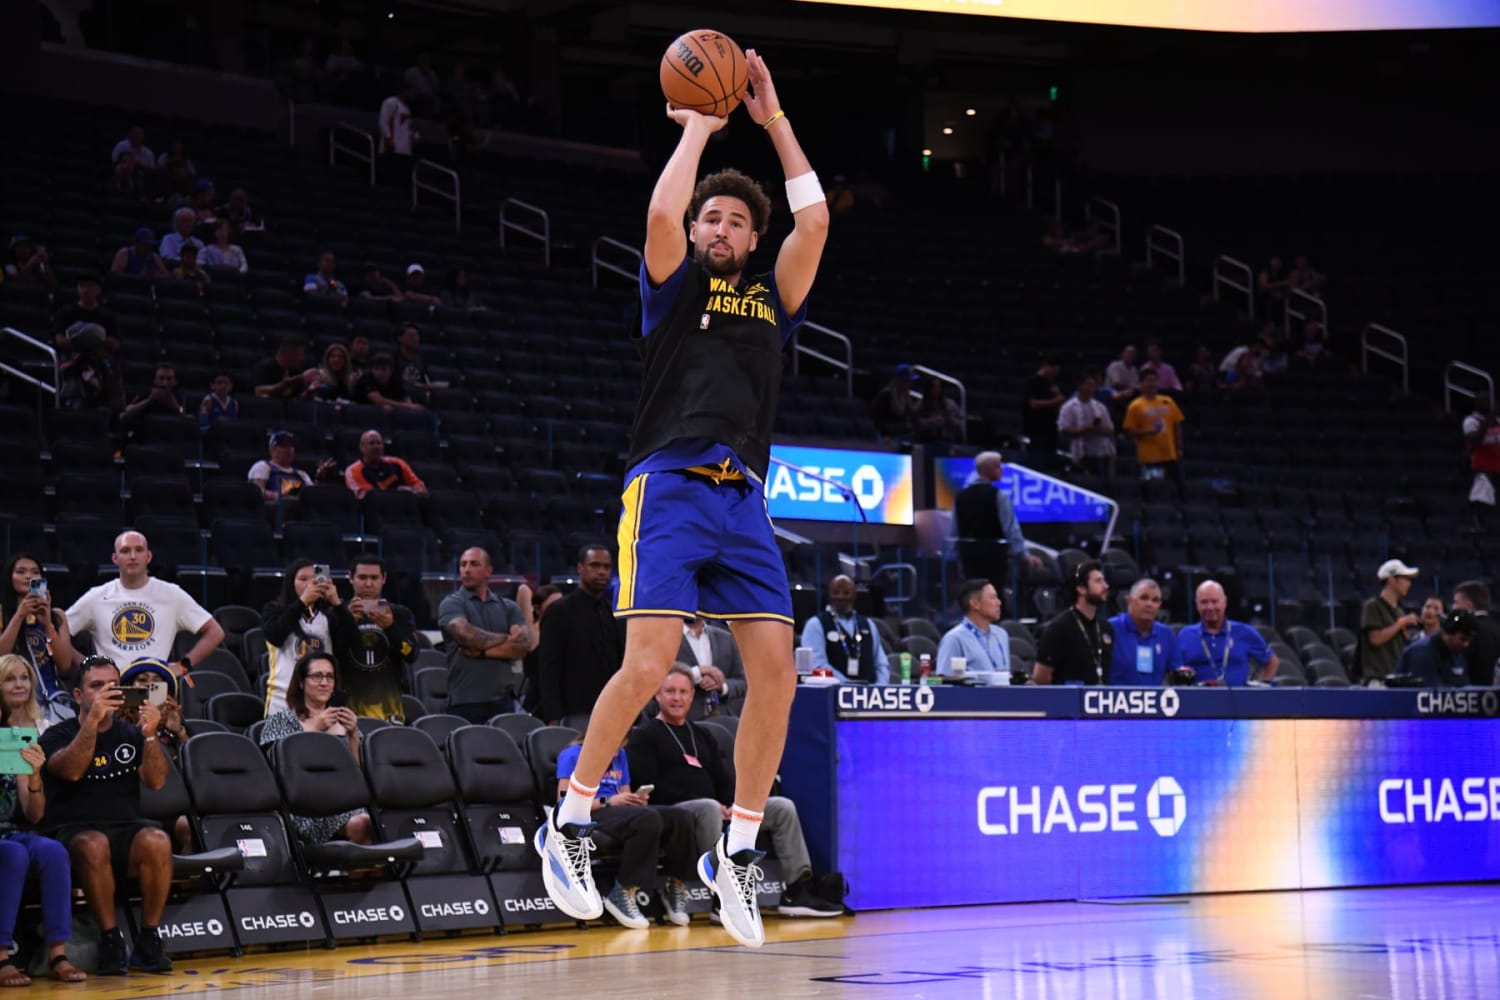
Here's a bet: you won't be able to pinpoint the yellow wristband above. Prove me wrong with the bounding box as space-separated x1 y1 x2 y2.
760 109 786 130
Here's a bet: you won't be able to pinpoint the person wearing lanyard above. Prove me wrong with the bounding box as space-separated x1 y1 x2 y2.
1177 580 1280 685
1033 561 1114 685
935 579 1011 680
1107 578 1180 685
798 575 889 684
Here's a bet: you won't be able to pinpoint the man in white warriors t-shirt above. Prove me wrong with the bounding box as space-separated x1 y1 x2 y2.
64 531 225 679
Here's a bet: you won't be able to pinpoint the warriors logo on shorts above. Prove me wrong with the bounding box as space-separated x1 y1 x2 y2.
111 606 156 651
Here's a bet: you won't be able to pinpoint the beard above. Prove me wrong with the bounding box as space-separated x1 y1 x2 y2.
1085 591 1107 608
697 241 747 277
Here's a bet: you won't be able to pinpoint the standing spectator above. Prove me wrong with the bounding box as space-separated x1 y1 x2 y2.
248 429 313 502
870 364 918 443
108 126 155 172
1293 320 1332 369
63 531 225 679
1140 340 1182 391
913 375 964 449
441 268 490 311
935 578 1010 680
377 85 417 184
1103 344 1140 403
157 207 203 266
403 53 441 115
1107 578 1179 686
315 343 354 401
345 430 427 498
357 261 403 301
1057 369 1115 480
676 615 746 717
798 574 889 685
953 451 1043 597
1022 355 1065 469
352 354 424 413
257 652 373 844
253 335 316 400
1186 345 1217 393
325 37 363 77
1463 395 1500 532
111 227 169 278
1418 596 1446 639
303 251 348 303
0 555 80 717
39 655 173 975
538 546 625 724
1123 368 1185 482
1358 560 1421 685
221 188 265 235
201 219 248 273
1257 256 1292 319
0 655 86 985
169 243 211 291
1451 580 1500 687
1393 610 1476 687
57 322 124 411
1177 580 1278 685
343 555 418 722
1033 561 1113 686
261 560 357 716
521 585 564 714
400 263 442 306
1289 254 1325 296
482 68 524 127
445 63 482 124
438 548 534 723
198 372 238 431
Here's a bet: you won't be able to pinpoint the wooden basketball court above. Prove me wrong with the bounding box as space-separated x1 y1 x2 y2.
31 883 1500 998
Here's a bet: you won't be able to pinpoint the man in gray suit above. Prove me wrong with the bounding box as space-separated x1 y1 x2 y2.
675 616 746 718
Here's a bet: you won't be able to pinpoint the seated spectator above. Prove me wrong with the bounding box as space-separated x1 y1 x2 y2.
170 242 211 291
0 655 84 985
253 335 317 399
404 52 442 116
347 334 372 387
1107 578 1179 686
555 731 699 929
1257 255 1292 319
871 364 918 443
400 263 441 306
221 187 264 235
157 155 197 207
1294 320 1332 368
440 267 489 311
627 666 844 918
1393 610 1476 687
57 322 124 411
154 140 195 177
303 251 348 303
111 227 169 278
39 655 173 975
158 207 204 266
1452 580 1500 687
0 557 79 718
257 651 372 844
325 37 363 77
356 261 403 300
261 563 358 715
5 235 54 289
676 616 746 717
1257 322 1289 376
198 372 239 430
396 325 441 400
1140 340 1182 391
201 219 249 273
482 68 524 127
108 148 148 200
1033 561 1113 686
189 178 218 224
438 549 532 722
1177 580 1279 685
1290 254 1325 296
1418 596 1446 638
118 363 186 440
344 430 427 498
109 126 155 171
343 555 418 722
798 574 889 685
1218 348 1262 394
935 579 1011 679
445 62 482 124
248 429 313 502
352 353 424 412
54 272 116 352
1186 345 1218 393
118 659 188 767
914 375 964 448
315 343 354 401
1103 344 1139 403
1057 368 1115 480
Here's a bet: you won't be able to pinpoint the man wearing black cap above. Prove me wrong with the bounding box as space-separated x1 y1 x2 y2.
57 322 124 411
1022 355 1065 469
1394 610 1477 687
253 335 316 399
248 430 313 501
1451 581 1500 686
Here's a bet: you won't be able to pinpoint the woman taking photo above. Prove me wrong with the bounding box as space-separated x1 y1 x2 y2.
0 554 79 721
257 651 372 845
0 654 85 984
261 559 358 716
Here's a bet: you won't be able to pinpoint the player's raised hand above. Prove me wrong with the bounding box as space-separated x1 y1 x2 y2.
665 103 727 133
742 49 781 126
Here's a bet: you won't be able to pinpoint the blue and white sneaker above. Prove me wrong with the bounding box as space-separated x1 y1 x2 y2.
698 837 765 947
535 813 603 920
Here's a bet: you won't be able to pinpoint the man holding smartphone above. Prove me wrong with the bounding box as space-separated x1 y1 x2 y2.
38 655 173 975
1057 369 1116 481
343 554 417 721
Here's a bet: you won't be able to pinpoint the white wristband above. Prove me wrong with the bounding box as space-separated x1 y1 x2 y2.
785 171 824 213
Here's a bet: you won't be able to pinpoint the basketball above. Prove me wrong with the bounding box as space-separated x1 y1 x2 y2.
660 30 748 118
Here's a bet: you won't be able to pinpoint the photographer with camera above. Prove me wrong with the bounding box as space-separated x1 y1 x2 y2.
261 559 358 716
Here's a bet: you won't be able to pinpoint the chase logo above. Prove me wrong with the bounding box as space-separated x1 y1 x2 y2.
111 606 155 650
1146 777 1186 837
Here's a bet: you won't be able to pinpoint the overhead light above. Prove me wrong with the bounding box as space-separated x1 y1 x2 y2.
965 108 977 116
921 148 932 156
941 127 953 135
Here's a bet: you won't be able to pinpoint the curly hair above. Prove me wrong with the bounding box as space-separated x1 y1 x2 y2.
689 169 771 236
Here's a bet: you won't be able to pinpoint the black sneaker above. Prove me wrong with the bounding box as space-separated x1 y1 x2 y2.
97 928 129 975
129 925 173 973
777 875 845 918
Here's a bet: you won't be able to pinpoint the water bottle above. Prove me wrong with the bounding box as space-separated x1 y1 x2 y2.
898 652 913 684
918 653 932 681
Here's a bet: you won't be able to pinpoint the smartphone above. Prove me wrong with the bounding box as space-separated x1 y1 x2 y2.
328 690 348 709
0 727 39 775
28 577 47 600
120 687 149 709
312 564 331 584
636 784 655 796
146 680 168 706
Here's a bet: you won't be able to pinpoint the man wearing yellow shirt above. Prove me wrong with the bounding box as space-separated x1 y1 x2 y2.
1123 368 1185 482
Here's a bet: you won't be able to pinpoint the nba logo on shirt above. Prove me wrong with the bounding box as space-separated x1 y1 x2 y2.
111 606 156 651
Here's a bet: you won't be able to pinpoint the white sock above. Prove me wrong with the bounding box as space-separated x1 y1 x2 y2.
726 804 764 856
557 778 597 827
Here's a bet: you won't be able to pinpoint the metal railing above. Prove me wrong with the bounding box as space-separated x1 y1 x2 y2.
1145 225 1185 285
412 159 461 231
1443 360 1494 414
1084 196 1120 255
1024 167 1062 220
329 122 375 186
499 198 551 268
1284 287 1327 342
0 323 59 426
871 562 918 610
1213 255 1255 320
1361 322 1409 395
791 322 853 399
590 236 640 289
911 364 967 429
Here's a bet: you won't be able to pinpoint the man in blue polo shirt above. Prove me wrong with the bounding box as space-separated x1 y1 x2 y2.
1177 579 1279 686
935 578 1011 681
1107 578 1179 685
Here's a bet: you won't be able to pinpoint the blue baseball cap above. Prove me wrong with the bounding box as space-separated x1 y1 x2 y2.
122 658 180 702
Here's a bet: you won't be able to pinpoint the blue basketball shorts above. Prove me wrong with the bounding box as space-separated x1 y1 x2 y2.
614 470 792 625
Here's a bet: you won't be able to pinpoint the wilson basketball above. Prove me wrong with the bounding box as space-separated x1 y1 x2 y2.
660 30 748 118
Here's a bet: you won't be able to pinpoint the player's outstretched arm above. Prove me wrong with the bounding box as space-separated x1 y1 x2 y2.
743 48 829 317
645 106 726 285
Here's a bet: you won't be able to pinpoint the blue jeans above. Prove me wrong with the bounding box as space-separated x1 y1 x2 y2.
0 832 73 946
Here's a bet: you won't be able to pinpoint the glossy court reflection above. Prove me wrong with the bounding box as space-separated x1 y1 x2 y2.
34 884 1500 999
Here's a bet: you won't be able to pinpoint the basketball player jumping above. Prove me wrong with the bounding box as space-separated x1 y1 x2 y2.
537 49 829 947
